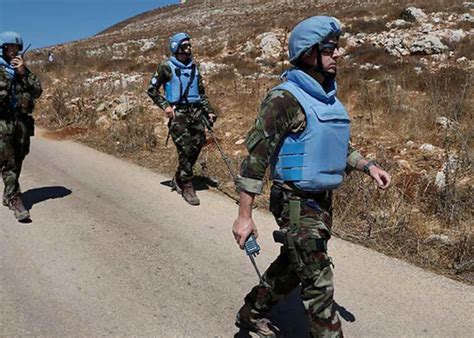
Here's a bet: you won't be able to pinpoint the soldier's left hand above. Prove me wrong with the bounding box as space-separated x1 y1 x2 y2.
208 113 217 124
11 56 26 76
369 166 391 189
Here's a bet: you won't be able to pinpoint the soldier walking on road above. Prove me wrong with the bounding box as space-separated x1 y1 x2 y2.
232 17 391 337
0 31 42 222
147 32 216 206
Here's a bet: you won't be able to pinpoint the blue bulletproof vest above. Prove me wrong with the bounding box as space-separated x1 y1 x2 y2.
164 56 201 105
271 69 351 192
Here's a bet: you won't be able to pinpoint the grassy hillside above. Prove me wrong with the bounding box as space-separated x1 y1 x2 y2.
28 0 473 283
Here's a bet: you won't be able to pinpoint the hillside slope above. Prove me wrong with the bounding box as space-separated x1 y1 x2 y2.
28 0 473 283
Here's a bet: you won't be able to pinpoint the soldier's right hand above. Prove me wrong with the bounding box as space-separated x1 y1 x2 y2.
232 216 258 250
164 105 175 119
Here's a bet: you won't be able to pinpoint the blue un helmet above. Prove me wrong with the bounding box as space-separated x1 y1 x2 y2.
0 31 23 51
169 32 190 54
288 16 341 65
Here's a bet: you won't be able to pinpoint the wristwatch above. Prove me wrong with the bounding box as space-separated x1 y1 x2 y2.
363 160 378 174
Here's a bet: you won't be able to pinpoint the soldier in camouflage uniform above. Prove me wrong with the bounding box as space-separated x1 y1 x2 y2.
147 32 216 206
0 31 42 221
232 17 391 337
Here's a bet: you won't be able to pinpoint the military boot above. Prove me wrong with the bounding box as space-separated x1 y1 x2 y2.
182 181 200 206
171 174 183 194
235 303 280 337
8 195 30 222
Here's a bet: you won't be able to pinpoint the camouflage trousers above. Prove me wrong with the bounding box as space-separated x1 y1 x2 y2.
0 119 21 204
244 185 343 338
169 106 207 183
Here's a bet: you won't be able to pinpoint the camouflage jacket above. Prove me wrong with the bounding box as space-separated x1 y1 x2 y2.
235 89 364 195
0 61 42 117
146 60 215 114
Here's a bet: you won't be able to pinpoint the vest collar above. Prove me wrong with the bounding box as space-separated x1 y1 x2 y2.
0 56 15 79
283 68 337 103
169 56 194 69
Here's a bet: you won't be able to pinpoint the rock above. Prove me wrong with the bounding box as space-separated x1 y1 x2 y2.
397 159 411 170
459 13 474 22
436 116 451 129
96 103 106 113
111 102 132 120
406 140 416 148
419 143 436 152
235 138 245 145
425 234 453 245
386 19 410 28
439 29 466 43
243 40 256 54
435 171 446 188
258 32 281 59
400 7 427 22
95 116 111 129
410 35 448 54
140 40 155 53
225 132 232 137
463 2 474 8
457 56 470 64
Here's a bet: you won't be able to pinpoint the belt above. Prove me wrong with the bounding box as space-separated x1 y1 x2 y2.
171 102 202 109
274 182 331 202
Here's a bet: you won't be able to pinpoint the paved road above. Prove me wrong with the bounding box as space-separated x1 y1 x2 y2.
1 135 472 337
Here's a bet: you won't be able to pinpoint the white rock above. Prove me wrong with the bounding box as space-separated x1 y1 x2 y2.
435 171 446 188
386 19 410 28
112 102 132 120
96 103 106 113
243 40 256 54
459 13 474 22
235 138 246 145
410 35 448 54
258 32 282 59
425 234 453 245
419 143 435 152
397 159 411 170
436 116 450 129
457 56 469 64
401 7 428 22
140 40 155 53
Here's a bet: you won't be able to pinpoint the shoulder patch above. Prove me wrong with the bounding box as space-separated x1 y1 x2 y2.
151 77 158 85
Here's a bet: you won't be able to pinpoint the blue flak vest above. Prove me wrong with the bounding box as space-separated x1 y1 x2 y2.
271 68 351 192
164 56 201 105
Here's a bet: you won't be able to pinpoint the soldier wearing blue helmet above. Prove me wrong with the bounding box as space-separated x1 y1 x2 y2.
147 32 216 206
232 16 391 337
0 31 42 221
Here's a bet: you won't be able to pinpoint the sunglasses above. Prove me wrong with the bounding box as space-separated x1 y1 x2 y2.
318 42 339 54
180 43 192 49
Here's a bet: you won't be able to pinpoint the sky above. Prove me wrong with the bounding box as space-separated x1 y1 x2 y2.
0 0 179 49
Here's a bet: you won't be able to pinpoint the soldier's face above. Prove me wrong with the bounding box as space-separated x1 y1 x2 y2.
4 44 21 61
319 38 341 75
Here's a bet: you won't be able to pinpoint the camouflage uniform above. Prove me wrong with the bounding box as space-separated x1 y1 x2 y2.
236 89 363 337
0 71 18 203
147 62 215 184
0 59 42 206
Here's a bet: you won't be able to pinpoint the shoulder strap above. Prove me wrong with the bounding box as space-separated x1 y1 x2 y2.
179 64 196 105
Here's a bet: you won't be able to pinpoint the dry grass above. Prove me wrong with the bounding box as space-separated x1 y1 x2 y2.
32 0 473 283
